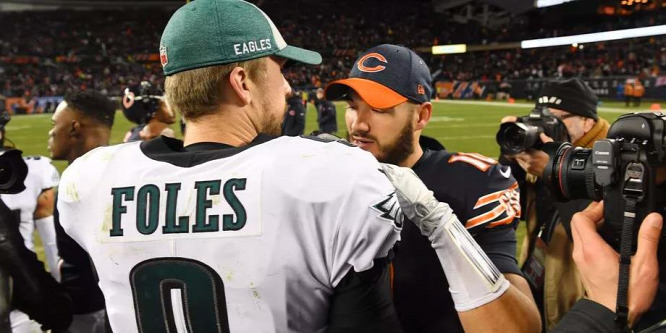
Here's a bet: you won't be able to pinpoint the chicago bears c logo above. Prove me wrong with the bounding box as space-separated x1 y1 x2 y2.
357 53 387 73
122 88 135 109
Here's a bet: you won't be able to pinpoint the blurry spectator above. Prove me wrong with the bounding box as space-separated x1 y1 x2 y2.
282 90 306 137
312 88 337 134
497 80 512 100
633 78 645 107
624 78 645 107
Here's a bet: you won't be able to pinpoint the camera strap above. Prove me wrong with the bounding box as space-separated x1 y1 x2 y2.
616 161 646 331
616 195 635 331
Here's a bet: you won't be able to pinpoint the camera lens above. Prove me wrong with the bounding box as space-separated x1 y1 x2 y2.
0 149 27 194
496 122 542 155
0 158 13 188
543 142 601 201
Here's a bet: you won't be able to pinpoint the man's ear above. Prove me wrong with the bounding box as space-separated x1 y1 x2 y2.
583 117 596 133
414 102 432 131
228 66 251 106
70 120 81 138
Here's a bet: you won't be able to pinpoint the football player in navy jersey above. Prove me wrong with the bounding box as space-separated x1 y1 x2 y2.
326 44 541 333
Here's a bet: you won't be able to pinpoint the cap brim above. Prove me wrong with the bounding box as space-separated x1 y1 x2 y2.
275 45 322 65
324 78 407 109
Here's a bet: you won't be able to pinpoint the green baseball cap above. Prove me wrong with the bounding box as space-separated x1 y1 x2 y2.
160 0 322 76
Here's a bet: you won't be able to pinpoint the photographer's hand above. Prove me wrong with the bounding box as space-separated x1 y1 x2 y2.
511 133 553 177
571 201 662 327
500 116 517 123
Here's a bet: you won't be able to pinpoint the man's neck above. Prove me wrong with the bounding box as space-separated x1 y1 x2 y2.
68 129 110 164
399 145 424 168
183 110 258 147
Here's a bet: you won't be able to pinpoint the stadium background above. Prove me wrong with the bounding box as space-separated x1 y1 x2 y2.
0 0 664 262
4 99 649 263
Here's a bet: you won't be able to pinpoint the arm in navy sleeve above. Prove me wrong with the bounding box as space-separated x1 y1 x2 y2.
552 299 621 333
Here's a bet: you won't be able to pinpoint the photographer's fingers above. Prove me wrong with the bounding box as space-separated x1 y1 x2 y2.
500 116 517 123
539 133 554 143
628 212 662 327
635 213 663 261
571 202 605 247
580 201 604 221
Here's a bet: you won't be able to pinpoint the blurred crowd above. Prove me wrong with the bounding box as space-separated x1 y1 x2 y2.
1 1 665 98
435 36 666 82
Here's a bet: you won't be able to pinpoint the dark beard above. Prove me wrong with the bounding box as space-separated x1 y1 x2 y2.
377 120 414 165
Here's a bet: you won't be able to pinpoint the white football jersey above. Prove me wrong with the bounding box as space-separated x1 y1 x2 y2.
0 156 59 251
58 136 401 333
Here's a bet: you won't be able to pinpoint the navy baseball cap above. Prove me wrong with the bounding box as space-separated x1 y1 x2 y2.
325 44 432 109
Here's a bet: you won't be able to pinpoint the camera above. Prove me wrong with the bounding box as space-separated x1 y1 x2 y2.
496 106 570 155
0 149 28 194
542 112 666 251
0 108 27 194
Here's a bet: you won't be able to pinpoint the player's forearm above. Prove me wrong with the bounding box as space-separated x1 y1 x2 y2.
459 284 541 333
379 164 540 332
35 215 61 281
423 208 539 331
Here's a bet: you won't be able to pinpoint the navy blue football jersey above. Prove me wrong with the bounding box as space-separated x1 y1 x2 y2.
392 149 521 333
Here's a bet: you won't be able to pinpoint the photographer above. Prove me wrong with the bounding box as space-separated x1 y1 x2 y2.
553 202 663 332
0 110 62 332
0 148 72 331
500 78 611 329
540 109 666 331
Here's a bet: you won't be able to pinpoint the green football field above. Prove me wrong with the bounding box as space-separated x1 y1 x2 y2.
7 99 655 264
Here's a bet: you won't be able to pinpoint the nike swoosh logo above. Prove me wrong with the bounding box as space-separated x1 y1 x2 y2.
499 166 512 179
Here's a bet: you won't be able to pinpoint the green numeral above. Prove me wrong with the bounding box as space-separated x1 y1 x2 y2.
130 258 230 332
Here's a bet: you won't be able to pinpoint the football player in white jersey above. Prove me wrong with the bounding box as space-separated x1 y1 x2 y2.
59 2 402 331
0 110 62 333
58 1 514 332
48 90 117 333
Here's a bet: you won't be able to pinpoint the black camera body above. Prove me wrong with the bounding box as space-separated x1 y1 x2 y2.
543 112 666 251
0 149 28 195
496 106 570 155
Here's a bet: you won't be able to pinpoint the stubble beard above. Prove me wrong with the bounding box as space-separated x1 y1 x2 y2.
378 119 414 165
259 99 285 137
350 119 414 166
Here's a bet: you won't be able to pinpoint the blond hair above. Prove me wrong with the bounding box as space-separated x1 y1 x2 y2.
165 58 266 121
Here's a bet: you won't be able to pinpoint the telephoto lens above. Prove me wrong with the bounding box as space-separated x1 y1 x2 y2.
496 107 570 155
496 122 543 155
542 142 601 201
0 149 28 194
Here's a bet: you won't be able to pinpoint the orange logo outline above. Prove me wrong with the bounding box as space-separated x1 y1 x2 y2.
357 53 387 73
122 89 135 109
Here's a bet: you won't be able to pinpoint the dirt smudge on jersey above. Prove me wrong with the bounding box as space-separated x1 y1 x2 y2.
101 204 112 233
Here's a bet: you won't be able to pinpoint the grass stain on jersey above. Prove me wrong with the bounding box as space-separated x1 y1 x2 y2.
250 282 261 299
65 180 80 203
211 194 221 206
102 204 113 233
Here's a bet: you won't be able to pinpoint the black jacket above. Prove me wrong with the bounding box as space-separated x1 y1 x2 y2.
282 96 306 136
316 100 337 134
